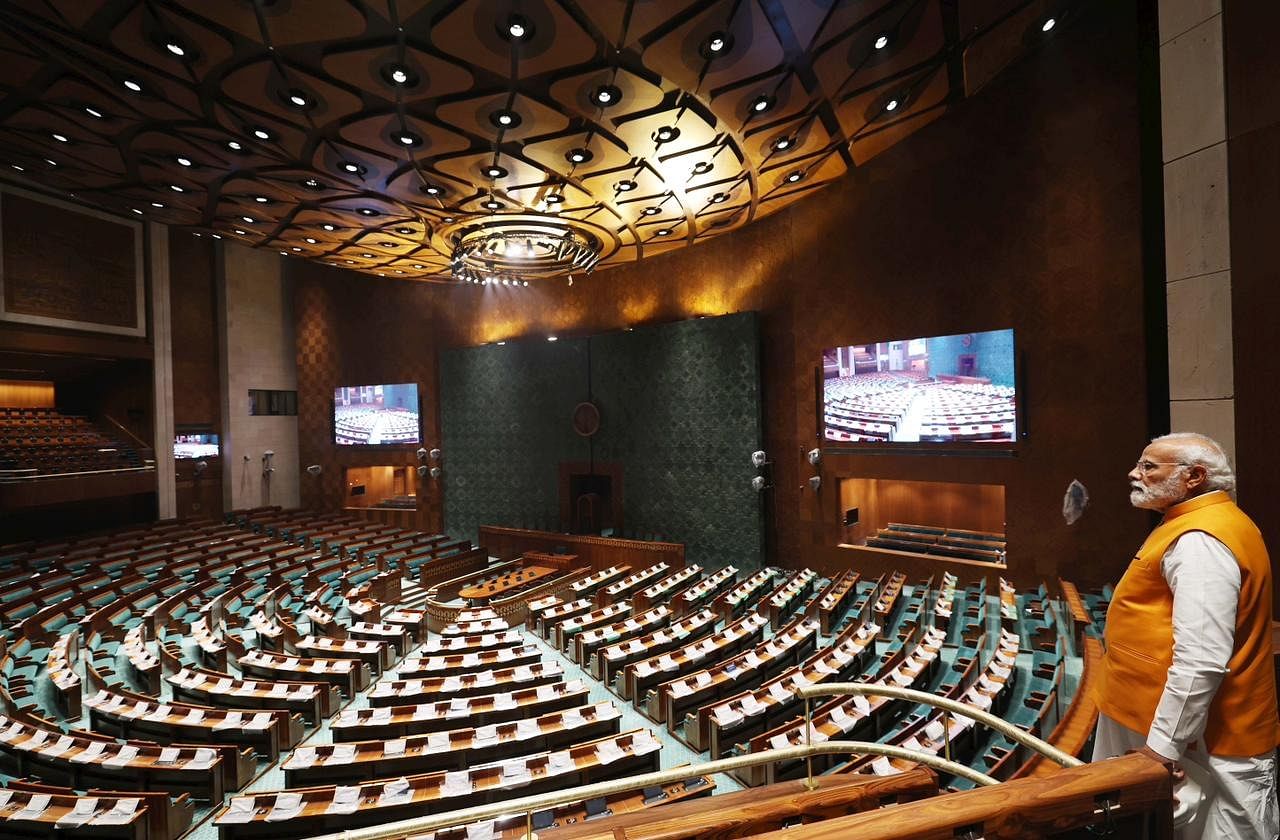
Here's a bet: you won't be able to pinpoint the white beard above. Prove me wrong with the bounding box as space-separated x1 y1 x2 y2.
1130 470 1186 511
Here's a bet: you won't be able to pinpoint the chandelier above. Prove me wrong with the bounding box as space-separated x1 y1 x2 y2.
450 217 603 285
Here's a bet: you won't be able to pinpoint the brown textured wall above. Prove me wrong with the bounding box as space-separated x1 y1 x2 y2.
293 3 1150 589
1225 3 1280 605
291 263 443 532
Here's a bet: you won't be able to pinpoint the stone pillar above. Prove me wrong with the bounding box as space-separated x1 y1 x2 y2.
149 221 176 518
1159 1 1234 460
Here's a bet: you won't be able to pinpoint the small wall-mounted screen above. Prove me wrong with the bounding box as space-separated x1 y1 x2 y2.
174 433 219 459
822 329 1016 446
333 383 421 446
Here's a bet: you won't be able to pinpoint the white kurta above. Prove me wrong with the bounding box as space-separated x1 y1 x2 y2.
1093 532 1278 840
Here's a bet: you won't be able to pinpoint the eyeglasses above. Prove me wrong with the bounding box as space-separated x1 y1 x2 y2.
1133 460 1187 474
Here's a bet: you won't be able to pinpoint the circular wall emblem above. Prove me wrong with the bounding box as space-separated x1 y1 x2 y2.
572 401 601 437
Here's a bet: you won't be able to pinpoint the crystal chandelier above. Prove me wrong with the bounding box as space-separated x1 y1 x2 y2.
450 218 602 285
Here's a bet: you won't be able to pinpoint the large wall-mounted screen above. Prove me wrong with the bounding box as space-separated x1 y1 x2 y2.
822 329 1016 445
333 383 421 446
174 433 219 459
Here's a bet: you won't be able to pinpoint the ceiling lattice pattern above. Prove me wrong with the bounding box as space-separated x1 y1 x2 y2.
0 0 1073 284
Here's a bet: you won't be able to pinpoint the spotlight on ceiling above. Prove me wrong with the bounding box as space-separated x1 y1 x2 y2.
655 228 671 236
381 63 418 87
885 98 900 112
490 109 522 129
544 193 565 205
301 177 325 191
1042 17 1056 32
240 215 254 223
83 106 103 118
616 180 637 192
750 94 775 114
357 207 379 217
321 223 337 231
395 226 415 235
122 78 143 93
482 199 503 210
226 140 244 152
284 89 313 109
51 133 69 143
250 126 272 141
254 195 269 203
304 237 317 244
395 130 422 147
692 161 713 175
565 148 593 165
421 183 445 196
700 30 734 59
771 136 794 152
483 164 508 179
642 206 661 216
503 14 533 41
710 192 728 204
176 156 192 167
165 41 185 57
591 84 622 107
786 170 805 183
874 33 890 50
653 125 680 144
340 160 365 175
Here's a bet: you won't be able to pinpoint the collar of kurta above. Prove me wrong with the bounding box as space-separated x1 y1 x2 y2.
1161 489 1231 523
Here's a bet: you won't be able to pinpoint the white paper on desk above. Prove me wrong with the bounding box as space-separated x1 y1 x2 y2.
266 792 305 822
326 785 361 815
501 759 532 786
242 711 271 730
769 732 792 751
309 660 327 673
804 724 829 743
791 672 813 689
741 651 763 669
902 736 924 754
383 738 406 756
13 793 52 820
561 710 586 729
740 694 768 716
287 747 317 768
949 714 975 738
371 706 393 723
473 724 498 743
547 750 576 775
595 740 627 764
829 704 852 726
668 681 692 699
891 670 914 687
0 721 22 740
71 739 108 764
871 756 896 776
461 653 480 667
657 655 678 672
0 789 12 809
189 748 217 769
214 677 234 692
852 694 872 715
466 820 499 840
126 700 148 718
103 747 140 768
631 731 662 756
426 732 450 752
474 670 496 687
925 719 946 741
442 676 463 691
90 797 141 825
814 659 838 676
493 692 517 711
157 747 182 765
213 711 244 731
19 729 50 749
767 682 792 703
410 704 432 722
180 708 205 724
440 771 472 798
446 696 468 712
218 797 257 824
42 734 76 757
713 705 744 726
343 640 359 650
145 704 172 721
513 666 534 681
270 682 290 697
535 685 556 700
328 744 357 765
633 661 655 678
515 719 540 739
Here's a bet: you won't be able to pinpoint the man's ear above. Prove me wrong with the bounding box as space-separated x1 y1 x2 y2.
1185 463 1209 492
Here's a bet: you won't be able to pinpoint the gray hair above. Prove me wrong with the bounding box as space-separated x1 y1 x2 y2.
1151 432 1236 494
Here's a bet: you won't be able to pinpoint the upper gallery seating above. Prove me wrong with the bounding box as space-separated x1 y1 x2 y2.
865 523 1007 564
0 510 1106 838
0 407 145 477
823 374 1015 443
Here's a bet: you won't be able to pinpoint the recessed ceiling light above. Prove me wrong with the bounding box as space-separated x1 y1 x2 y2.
654 126 679 143
291 247 302 252
547 336 558 342
443 216 455 222
226 140 243 152
482 199 503 210
304 237 317 244
361 253 374 258
10 164 23 171
701 31 734 58
886 98 899 111
566 148 592 164
345 259 355 264
234 228 247 234
254 196 269 203
483 164 508 179
711 192 728 203
240 215 256 224
1042 17 1056 32
395 226 414 235
170 184 184 192
286 90 312 108
692 161 713 175
656 228 671 236
123 79 142 93
413 263 425 269
490 109 521 129
210 233 221 239
151 201 165 208
380 241 397 248
340 161 364 174
395 130 421 146
616 180 636 192
322 223 337 231
279 251 288 256
422 184 443 196
176 156 192 167
358 207 379 216
51 133 69 143
874 34 890 50
497 341 507 345
83 106 103 118
591 84 622 107
301 177 325 190
394 269 404 274
545 193 564 204
251 127 272 140
772 136 794 151
504 14 533 40
786 170 804 182
132 207 143 214
642 206 660 215
44 158 57 166
750 94 774 113
165 42 185 57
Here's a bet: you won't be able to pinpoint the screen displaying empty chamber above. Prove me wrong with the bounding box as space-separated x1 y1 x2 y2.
174 433 219 459
822 329 1016 445
333 383 421 445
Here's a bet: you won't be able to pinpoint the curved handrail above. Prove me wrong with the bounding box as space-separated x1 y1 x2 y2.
797 682 1084 770
303 740 995 840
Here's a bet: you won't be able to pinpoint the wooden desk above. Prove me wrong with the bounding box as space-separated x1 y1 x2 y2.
459 565 559 604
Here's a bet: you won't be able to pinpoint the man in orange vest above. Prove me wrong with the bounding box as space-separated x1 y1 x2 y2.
1093 433 1279 839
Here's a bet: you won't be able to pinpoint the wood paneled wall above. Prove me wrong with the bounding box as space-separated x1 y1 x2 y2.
0 379 54 407
291 4 1152 590
838 478 1005 545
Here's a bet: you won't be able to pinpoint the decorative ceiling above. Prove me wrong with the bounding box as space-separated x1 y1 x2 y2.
0 0 1076 285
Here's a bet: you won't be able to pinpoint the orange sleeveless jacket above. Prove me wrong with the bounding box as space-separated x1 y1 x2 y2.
1095 490 1280 756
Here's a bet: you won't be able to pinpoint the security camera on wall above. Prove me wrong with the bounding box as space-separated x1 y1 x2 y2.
808 475 822 492
306 464 322 476
416 448 428 461
807 448 821 467
429 466 442 479
417 465 428 478
751 475 767 492
750 450 767 468
429 448 442 462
